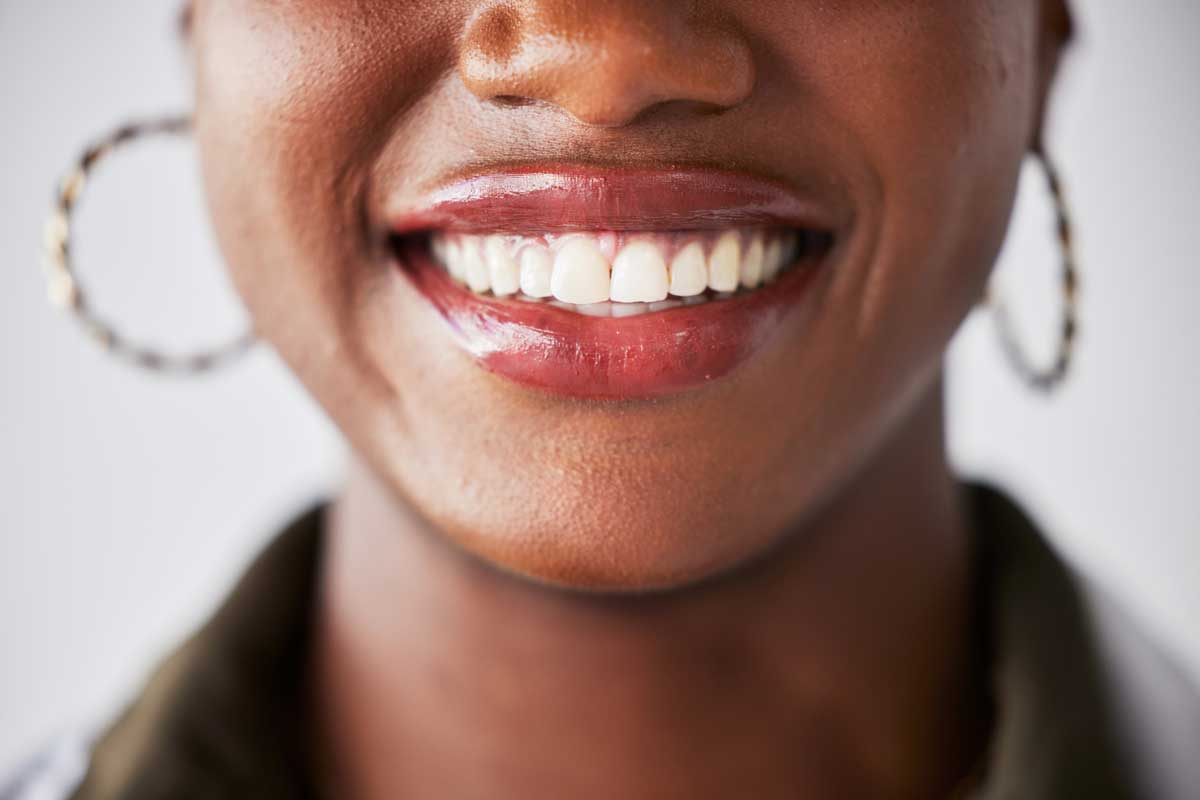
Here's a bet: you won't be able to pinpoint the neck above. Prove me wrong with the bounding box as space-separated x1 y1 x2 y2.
313 381 986 799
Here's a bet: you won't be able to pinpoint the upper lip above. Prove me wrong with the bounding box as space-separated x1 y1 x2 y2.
386 165 847 236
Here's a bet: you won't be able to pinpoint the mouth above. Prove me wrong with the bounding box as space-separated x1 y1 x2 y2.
389 167 842 400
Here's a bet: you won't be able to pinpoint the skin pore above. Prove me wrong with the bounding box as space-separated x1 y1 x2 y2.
186 1 1071 797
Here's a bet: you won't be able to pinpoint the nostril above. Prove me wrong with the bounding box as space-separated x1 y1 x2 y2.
458 2 755 127
492 95 535 109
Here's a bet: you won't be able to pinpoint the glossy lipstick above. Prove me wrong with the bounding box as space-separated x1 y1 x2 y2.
390 168 840 400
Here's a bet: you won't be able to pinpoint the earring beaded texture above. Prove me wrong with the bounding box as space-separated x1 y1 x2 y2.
987 149 1079 393
42 115 255 374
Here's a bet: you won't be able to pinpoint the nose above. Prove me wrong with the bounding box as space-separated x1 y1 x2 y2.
458 1 756 128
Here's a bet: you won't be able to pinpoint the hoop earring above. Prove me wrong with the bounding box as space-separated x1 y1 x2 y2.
987 148 1079 393
41 116 256 374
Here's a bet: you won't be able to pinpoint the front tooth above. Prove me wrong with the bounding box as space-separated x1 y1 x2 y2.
519 245 554 298
485 236 520 296
708 231 741 292
551 238 610 304
740 235 765 289
669 242 707 297
462 237 491 294
610 241 668 303
762 238 785 282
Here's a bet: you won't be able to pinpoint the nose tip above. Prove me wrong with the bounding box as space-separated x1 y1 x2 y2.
458 2 755 128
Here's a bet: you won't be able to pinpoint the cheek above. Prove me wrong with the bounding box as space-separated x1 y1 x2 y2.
189 2 467 450
189 2 452 360
792 1 1039 384
850 3 1037 323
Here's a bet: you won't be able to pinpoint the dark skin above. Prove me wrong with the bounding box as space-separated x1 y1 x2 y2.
186 1 1072 796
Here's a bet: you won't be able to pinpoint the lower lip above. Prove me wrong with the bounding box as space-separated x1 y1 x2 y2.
396 240 824 400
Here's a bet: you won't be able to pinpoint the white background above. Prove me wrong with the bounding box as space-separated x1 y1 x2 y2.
1 1 1197 774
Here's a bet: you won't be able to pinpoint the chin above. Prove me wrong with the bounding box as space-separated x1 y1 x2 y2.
440 500 787 594
375 411 819 593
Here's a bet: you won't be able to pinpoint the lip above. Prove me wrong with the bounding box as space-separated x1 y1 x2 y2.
389 167 839 400
388 166 844 235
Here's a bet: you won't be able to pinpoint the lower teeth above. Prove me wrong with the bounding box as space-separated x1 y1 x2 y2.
512 290 764 317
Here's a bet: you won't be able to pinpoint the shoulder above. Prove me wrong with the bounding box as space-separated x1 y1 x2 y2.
969 483 1200 800
1 736 91 800
1079 579 1200 799
3 504 327 800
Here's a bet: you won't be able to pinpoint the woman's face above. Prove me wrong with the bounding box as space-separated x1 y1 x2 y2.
190 0 1067 590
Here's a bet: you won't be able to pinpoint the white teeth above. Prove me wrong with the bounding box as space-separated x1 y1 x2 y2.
431 236 448 265
551 238 611 304
740 235 765 289
668 242 708 297
518 244 554 298
610 240 669 303
462 238 491 294
708 231 741 292
762 238 784 283
444 238 467 283
430 228 816 314
486 236 520 297
767 232 797 282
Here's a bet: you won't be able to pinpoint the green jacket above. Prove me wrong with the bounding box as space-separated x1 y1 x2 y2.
6 485 1199 799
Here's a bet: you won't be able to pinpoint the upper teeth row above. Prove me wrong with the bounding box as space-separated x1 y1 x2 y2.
430 230 798 305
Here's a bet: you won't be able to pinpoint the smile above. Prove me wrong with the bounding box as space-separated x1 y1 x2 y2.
390 168 844 400
429 227 827 313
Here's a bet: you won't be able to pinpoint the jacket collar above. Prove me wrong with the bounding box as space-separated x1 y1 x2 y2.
69 486 1197 799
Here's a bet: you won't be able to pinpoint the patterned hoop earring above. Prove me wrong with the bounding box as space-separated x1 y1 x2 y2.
987 148 1080 393
41 116 256 374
